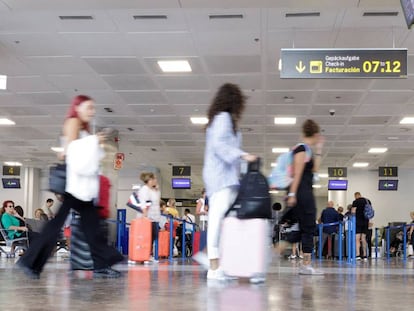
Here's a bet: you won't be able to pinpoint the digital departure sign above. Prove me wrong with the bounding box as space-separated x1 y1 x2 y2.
378 180 398 191
280 48 407 79
2 178 21 189
171 178 191 189
328 180 348 191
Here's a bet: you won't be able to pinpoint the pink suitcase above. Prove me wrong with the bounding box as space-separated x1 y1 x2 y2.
220 217 269 278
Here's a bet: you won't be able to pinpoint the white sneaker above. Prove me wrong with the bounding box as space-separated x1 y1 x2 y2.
144 257 159 264
289 254 297 260
207 268 226 281
249 275 266 284
299 265 324 275
192 252 210 270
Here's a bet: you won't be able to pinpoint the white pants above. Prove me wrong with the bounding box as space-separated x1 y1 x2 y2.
207 187 238 260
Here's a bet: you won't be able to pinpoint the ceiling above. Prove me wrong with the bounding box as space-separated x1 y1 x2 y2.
1 0 414 196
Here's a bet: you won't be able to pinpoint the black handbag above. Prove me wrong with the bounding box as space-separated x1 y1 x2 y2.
49 163 66 194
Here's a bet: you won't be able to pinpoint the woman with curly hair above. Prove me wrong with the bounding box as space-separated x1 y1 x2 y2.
201 83 257 280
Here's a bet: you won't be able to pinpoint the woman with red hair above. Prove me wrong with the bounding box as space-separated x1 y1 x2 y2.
17 95 123 279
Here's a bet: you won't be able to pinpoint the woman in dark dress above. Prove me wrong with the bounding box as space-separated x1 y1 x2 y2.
287 119 324 275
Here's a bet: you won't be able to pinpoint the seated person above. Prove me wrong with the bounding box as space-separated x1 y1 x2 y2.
13 205 26 227
34 208 47 220
389 231 404 256
1 200 38 243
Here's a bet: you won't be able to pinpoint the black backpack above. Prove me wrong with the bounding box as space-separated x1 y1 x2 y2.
226 158 272 219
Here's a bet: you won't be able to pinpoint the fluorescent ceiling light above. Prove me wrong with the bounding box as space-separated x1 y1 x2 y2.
271 162 277 167
0 75 6 90
400 117 414 124
368 147 388 153
51 147 64 153
272 147 289 153
353 162 369 167
269 190 279 194
4 161 22 166
313 184 322 189
318 173 328 178
274 117 296 125
190 117 208 125
0 118 15 125
158 60 192 73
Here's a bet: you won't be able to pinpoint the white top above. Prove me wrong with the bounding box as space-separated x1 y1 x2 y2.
138 184 161 222
183 213 196 232
65 133 104 201
197 197 208 221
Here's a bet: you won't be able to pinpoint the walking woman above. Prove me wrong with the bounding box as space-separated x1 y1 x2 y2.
202 83 256 280
17 95 123 279
287 119 324 275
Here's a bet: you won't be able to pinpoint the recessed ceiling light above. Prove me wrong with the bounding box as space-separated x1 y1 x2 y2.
272 147 289 153
158 60 192 73
51 147 64 153
318 173 328 178
190 117 208 125
368 147 388 153
0 118 15 125
269 190 279 194
387 136 399 140
0 75 7 90
4 161 22 166
313 184 322 188
274 117 296 125
271 162 277 167
353 162 369 167
400 117 414 124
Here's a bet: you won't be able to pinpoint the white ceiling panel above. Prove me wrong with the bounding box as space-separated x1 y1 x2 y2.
156 75 209 90
110 9 188 32
196 32 260 56
363 91 414 105
60 33 135 57
102 75 157 90
203 55 260 74
116 91 166 104
370 77 414 90
315 91 365 104
7 76 58 92
128 104 175 116
267 8 340 30
266 75 317 90
318 79 373 90
0 106 47 116
310 104 355 116
49 74 109 90
356 103 405 116
265 104 311 115
209 74 261 91
83 57 146 75
266 91 314 105
23 56 93 75
127 33 196 57
165 91 212 105
173 104 209 115
186 8 261 32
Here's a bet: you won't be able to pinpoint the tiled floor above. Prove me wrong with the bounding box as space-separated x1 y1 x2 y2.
1 254 414 311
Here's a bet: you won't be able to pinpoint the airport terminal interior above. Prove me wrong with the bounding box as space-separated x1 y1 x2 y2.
3 0 414 310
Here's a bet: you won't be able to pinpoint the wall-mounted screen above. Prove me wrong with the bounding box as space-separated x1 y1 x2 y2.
378 179 398 191
171 178 191 189
328 179 348 191
2 178 21 189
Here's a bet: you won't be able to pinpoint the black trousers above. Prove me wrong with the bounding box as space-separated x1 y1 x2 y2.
296 189 317 254
19 193 123 273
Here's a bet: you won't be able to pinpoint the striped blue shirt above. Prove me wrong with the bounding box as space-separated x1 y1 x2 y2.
203 112 245 197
